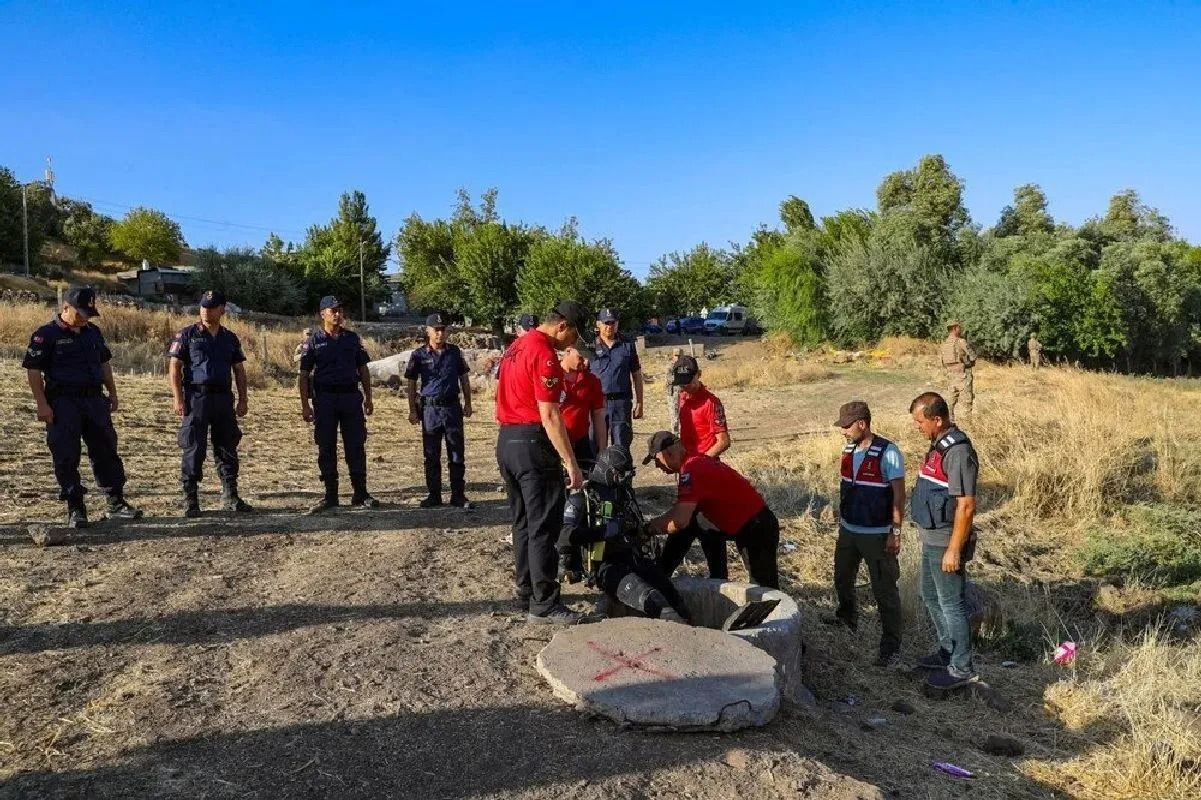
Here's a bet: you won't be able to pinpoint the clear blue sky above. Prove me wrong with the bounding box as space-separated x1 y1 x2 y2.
4 1 1199 276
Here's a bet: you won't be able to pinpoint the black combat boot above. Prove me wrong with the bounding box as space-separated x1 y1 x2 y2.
183 480 201 518
66 497 89 529
307 478 339 514
349 475 379 509
449 479 473 509
221 479 253 513
106 496 143 520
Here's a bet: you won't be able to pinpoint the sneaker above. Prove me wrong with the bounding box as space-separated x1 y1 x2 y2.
66 503 89 530
916 648 952 671
926 666 979 690
873 651 906 670
821 614 857 633
350 494 380 509
449 496 474 509
527 605 587 625
106 499 143 520
419 495 443 508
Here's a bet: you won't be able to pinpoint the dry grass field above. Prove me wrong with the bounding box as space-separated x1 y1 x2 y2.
2 301 1199 799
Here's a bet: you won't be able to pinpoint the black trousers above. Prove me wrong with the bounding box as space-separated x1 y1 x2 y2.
657 507 780 589
571 436 595 473
596 550 690 620
179 389 241 484
498 424 564 615
833 527 902 655
421 401 465 498
313 390 367 483
45 394 126 501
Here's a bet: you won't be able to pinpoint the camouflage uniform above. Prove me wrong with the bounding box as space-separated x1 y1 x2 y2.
939 328 976 421
667 354 681 434
1028 335 1042 369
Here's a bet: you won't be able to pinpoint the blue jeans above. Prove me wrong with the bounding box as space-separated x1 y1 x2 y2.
919 542 973 674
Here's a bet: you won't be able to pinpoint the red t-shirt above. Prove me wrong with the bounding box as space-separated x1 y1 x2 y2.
496 331 565 425
676 454 765 534
560 370 604 443
679 385 728 455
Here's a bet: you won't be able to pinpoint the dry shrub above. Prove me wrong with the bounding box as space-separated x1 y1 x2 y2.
874 335 930 357
969 366 1201 520
702 358 834 390
1029 627 1201 799
0 300 388 389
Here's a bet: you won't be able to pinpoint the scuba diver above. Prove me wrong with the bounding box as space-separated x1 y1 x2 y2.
557 446 690 623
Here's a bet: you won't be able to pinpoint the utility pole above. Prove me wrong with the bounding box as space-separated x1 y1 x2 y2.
21 185 30 277
358 239 366 321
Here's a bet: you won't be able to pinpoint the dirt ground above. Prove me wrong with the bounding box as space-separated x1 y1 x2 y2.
1 344 1075 799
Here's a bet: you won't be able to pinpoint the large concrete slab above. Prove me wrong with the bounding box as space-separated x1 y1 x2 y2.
535 617 780 731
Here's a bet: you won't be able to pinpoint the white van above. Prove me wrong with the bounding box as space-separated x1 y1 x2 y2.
704 305 750 336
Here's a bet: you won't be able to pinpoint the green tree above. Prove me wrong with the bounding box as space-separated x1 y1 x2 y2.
296 190 391 310
60 200 115 266
754 236 826 346
108 207 185 264
195 247 306 316
1086 189 1174 244
0 168 59 269
995 184 1054 237
455 220 532 334
396 214 464 314
645 243 735 318
518 220 646 330
876 154 969 248
779 196 816 234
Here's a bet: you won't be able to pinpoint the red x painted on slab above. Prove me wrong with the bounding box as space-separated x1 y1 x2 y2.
588 641 676 683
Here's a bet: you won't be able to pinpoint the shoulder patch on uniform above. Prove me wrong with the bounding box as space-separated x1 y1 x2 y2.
32 334 43 343
542 375 560 389
679 471 693 486
546 358 555 368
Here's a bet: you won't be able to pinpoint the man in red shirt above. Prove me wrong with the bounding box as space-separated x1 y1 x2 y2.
644 431 779 588
558 346 607 469
496 300 592 624
671 355 730 458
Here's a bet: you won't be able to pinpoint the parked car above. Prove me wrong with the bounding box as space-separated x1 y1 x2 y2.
704 305 750 336
641 323 663 335
665 318 680 334
680 316 706 335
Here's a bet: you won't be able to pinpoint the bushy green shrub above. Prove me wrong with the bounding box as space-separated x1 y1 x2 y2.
1079 505 1201 586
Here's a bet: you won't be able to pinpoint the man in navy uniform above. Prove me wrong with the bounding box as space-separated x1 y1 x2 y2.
588 308 644 451
405 312 474 508
22 287 142 528
298 296 378 513
168 290 252 517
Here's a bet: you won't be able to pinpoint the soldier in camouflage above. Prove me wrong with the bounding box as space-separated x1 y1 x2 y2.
939 321 976 422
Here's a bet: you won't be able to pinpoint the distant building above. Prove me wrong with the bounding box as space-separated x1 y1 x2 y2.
117 265 199 299
377 272 409 316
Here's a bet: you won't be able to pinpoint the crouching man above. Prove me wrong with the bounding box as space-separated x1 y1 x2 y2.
558 447 689 623
644 431 779 589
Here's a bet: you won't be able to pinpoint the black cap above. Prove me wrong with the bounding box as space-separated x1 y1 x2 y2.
426 312 447 328
834 401 871 427
65 286 99 317
551 299 589 333
642 430 681 465
597 308 618 323
670 355 700 387
199 290 227 308
589 446 635 487
518 313 536 331
319 295 342 311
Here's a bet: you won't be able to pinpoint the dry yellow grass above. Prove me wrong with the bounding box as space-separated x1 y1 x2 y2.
0 300 388 388
702 357 834 389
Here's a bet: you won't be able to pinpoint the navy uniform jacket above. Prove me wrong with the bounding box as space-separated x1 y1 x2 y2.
168 323 246 386
404 343 469 398
22 317 112 388
589 336 641 396
298 328 370 388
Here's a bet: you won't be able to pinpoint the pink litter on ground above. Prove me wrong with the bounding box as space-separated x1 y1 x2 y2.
1053 641 1077 665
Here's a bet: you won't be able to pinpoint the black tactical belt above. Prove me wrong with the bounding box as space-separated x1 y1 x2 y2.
48 385 103 398
422 395 460 407
314 384 360 394
604 393 632 400
188 383 232 394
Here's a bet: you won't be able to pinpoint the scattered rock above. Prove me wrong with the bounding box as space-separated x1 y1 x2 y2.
891 699 917 715
980 734 1025 757
724 748 751 771
28 525 71 547
859 717 889 732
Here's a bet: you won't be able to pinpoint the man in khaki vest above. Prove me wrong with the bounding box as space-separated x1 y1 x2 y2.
1028 333 1042 369
939 321 976 422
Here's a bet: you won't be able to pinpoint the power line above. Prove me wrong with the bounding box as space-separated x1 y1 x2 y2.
75 195 310 239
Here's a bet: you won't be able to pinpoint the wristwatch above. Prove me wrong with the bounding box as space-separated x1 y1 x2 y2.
889 526 902 537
